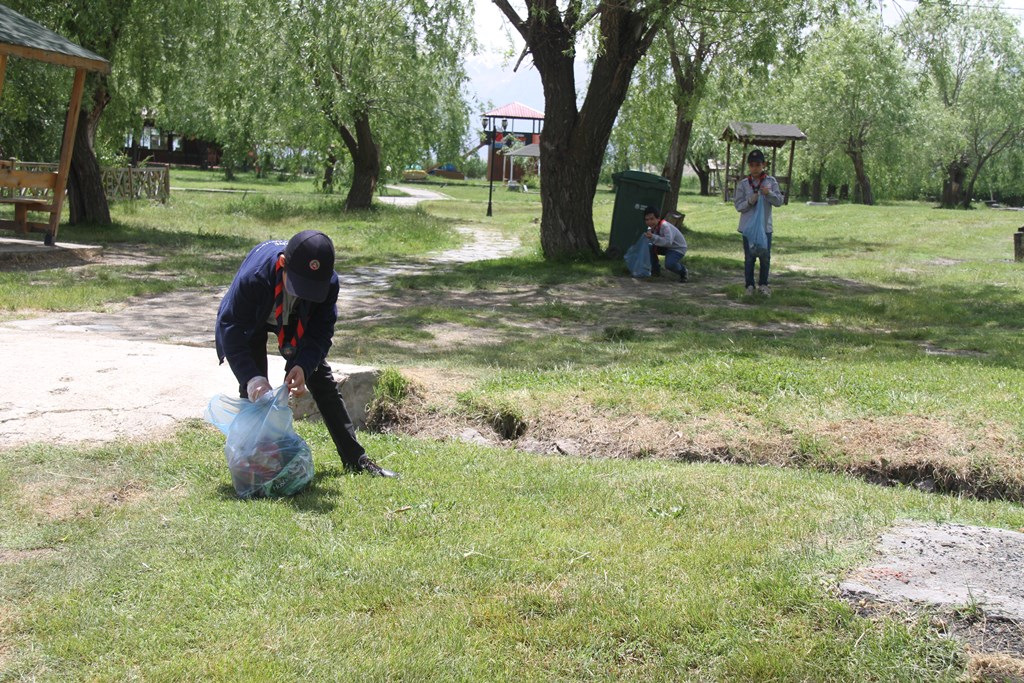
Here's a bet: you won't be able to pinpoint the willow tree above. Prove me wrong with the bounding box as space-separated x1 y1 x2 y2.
902 4 1024 209
610 0 818 214
493 0 671 259
786 17 911 205
266 0 471 210
3 0 211 225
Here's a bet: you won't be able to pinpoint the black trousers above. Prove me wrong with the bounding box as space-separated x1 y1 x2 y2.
241 327 366 468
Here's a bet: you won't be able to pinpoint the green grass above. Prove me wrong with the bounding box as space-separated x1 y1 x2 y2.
0 170 460 312
4 178 1024 679
331 187 1024 498
3 424 1022 681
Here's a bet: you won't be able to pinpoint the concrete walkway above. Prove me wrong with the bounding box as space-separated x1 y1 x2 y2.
0 190 520 450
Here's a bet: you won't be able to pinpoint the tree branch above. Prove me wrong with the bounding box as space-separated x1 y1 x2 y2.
492 0 528 41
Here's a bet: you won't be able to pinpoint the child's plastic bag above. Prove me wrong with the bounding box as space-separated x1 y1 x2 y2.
205 385 314 499
624 235 652 278
742 195 770 257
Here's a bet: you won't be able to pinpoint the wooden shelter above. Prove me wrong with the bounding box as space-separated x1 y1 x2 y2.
720 122 806 204
0 3 111 245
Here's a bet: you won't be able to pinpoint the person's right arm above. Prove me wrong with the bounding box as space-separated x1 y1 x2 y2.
734 179 756 213
217 276 268 389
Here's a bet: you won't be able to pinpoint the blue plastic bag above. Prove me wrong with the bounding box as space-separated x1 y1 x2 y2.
742 195 770 258
205 386 314 499
624 235 652 278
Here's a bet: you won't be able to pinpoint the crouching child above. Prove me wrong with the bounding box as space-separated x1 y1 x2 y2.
643 206 688 282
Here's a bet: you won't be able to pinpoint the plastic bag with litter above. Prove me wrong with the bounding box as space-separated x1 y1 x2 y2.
742 195 770 258
205 385 314 499
624 235 652 278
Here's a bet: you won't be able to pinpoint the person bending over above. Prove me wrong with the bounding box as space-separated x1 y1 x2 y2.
215 229 398 478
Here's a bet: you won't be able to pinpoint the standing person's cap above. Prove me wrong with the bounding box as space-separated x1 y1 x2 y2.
747 149 766 163
283 230 335 302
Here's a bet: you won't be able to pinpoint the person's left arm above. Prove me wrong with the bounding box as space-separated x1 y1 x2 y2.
764 178 784 207
288 279 339 382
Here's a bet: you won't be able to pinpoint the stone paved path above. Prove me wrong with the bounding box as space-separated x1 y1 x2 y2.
0 188 520 449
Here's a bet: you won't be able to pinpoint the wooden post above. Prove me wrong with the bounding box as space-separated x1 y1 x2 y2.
723 141 732 202
1015 227 1024 262
785 140 796 206
47 67 86 245
0 54 7 100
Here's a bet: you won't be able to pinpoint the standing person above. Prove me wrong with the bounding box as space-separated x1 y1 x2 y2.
734 149 784 296
643 206 688 282
215 230 399 478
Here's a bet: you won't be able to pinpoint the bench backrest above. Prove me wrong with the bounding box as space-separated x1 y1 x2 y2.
0 169 58 199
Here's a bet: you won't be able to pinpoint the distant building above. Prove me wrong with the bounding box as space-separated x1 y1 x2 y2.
482 102 544 182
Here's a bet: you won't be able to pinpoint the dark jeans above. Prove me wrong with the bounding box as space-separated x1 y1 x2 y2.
242 327 366 468
650 246 687 278
742 233 773 287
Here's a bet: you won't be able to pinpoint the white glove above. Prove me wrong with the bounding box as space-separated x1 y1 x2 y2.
246 376 272 402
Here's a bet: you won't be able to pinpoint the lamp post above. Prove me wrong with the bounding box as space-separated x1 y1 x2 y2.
483 114 494 217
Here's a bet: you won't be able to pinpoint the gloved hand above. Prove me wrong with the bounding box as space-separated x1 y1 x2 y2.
246 376 272 402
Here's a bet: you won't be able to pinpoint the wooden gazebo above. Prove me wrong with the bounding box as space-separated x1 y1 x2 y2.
0 3 111 245
720 122 806 204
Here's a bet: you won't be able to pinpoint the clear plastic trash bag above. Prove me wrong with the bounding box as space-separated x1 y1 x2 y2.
742 195 770 257
205 385 314 499
624 235 652 278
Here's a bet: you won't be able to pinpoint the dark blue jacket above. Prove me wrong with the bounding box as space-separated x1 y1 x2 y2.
215 240 340 387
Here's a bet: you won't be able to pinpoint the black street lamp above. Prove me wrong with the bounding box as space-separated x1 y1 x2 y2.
483 114 494 217
484 115 511 217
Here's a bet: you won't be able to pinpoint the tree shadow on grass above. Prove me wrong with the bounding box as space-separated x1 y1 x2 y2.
340 253 1023 372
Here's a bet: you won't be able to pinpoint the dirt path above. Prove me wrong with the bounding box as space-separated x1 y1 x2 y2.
0 189 519 450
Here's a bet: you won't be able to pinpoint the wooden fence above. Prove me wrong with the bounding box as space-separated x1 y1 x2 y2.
0 160 170 203
101 165 170 203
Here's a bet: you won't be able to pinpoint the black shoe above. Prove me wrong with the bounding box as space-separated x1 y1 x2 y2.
678 272 688 283
354 454 400 478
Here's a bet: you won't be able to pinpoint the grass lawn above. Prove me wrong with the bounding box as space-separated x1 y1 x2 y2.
338 185 1024 500
2 171 1024 680
0 170 459 313
3 426 1023 681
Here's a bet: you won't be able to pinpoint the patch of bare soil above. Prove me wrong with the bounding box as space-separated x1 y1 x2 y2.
0 548 57 564
19 479 149 521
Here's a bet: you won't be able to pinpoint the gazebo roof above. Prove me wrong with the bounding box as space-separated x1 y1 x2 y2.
721 122 806 147
505 143 540 158
0 4 110 73
485 102 545 120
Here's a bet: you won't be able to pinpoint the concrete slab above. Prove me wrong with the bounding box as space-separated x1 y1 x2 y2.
841 522 1024 622
0 236 102 264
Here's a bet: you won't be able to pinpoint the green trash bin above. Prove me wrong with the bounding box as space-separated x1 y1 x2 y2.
608 170 671 256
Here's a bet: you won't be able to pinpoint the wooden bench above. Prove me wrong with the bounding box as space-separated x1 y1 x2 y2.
0 167 58 239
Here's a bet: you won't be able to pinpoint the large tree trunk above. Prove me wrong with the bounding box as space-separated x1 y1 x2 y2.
811 164 823 202
495 0 658 260
322 151 337 193
846 147 874 206
661 113 693 215
689 160 711 196
661 30 710 215
339 110 379 210
67 85 111 226
941 155 967 208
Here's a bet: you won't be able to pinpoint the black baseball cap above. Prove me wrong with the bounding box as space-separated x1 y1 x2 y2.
283 230 335 302
747 149 766 163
